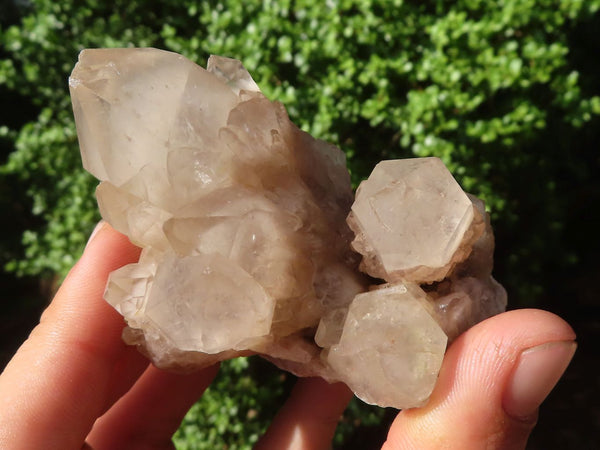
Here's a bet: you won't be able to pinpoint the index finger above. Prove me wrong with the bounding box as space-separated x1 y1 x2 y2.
0 222 141 449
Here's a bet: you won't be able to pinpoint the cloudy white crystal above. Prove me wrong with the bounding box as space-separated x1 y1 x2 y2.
325 284 447 408
348 158 484 283
70 48 506 410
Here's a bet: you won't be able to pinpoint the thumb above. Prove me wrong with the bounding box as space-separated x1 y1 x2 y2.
384 309 576 450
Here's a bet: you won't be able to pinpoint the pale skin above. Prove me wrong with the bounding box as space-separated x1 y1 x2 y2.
0 223 576 449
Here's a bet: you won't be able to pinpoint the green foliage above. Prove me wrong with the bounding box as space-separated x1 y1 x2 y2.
1 0 600 447
173 358 286 449
173 357 389 449
1 0 599 291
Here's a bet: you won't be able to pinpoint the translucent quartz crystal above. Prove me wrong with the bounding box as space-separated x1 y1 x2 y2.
70 48 506 409
324 284 447 407
347 160 506 347
348 158 484 284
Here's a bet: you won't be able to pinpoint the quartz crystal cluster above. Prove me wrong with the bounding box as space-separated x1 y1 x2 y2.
70 48 506 409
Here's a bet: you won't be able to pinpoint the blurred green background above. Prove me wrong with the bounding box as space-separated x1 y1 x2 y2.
1 0 599 448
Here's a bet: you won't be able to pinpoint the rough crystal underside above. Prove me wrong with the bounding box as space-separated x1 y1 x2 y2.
70 48 507 410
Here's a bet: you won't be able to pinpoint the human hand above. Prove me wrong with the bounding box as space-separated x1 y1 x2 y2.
0 223 576 449
257 305 576 449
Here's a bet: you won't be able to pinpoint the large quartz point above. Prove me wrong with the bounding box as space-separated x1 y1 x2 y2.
70 48 506 409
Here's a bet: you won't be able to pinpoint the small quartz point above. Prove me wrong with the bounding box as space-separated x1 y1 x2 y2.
70 48 506 410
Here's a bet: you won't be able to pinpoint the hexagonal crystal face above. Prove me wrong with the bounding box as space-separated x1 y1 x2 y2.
325 283 447 408
349 157 479 283
144 252 274 354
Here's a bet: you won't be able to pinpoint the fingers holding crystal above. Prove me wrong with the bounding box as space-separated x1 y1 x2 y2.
86 363 220 449
255 377 353 450
0 223 142 449
383 309 576 450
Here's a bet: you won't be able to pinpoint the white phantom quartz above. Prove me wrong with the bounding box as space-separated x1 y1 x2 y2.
70 48 506 409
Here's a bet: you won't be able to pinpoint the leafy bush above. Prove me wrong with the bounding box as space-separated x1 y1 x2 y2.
173 357 285 450
2 0 599 447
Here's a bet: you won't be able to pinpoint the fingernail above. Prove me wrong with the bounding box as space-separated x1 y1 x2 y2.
85 220 106 249
503 340 576 419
